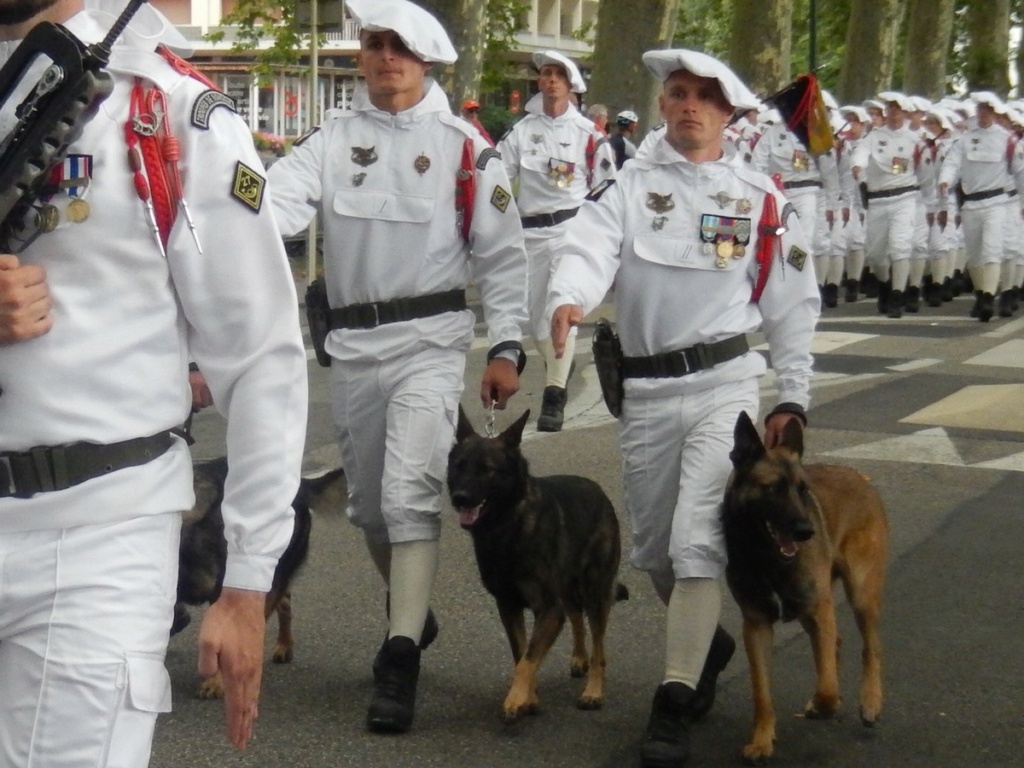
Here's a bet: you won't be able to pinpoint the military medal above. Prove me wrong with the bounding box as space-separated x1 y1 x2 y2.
716 238 734 260
414 153 431 175
66 198 90 222
891 157 907 174
548 158 574 188
38 203 60 232
715 254 728 268
792 150 809 171
733 245 746 259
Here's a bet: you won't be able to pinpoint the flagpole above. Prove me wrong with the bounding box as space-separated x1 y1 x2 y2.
809 0 817 72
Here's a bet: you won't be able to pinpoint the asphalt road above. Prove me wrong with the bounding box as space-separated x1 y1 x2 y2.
152 288 1024 768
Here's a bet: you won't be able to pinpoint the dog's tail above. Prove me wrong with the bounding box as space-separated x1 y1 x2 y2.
614 582 629 602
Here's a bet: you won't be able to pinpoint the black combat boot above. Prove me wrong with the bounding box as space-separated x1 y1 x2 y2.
537 385 568 432
904 285 921 313
822 283 839 308
876 280 891 315
367 636 421 733
862 268 879 298
940 277 954 302
843 277 860 303
978 292 995 323
641 682 695 768
887 289 904 319
951 269 966 297
998 289 1017 318
924 280 943 307
970 290 982 318
683 625 737 721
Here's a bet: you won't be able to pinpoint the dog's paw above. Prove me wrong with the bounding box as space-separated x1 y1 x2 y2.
859 703 881 727
577 693 603 710
197 674 225 700
741 742 774 765
501 689 540 724
272 644 294 664
804 693 841 719
569 657 589 678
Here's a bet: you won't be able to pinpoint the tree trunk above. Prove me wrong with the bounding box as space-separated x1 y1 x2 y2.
728 0 792 95
587 0 681 137
964 0 1011 94
902 0 955 98
835 0 905 103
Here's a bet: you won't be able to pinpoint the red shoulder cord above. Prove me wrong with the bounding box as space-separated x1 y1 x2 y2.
752 193 781 303
585 133 596 186
455 137 476 241
126 80 202 256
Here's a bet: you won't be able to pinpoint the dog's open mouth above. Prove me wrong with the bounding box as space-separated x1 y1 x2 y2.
764 520 799 558
457 502 485 528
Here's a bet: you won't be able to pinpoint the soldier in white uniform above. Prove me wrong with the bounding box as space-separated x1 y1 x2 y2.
0 0 309 764
836 105 870 301
923 107 958 306
549 49 820 768
850 92 933 318
267 0 528 734
938 91 1020 322
751 108 840 305
497 50 615 432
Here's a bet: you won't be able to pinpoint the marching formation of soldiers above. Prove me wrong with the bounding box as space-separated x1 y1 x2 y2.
726 89 1024 322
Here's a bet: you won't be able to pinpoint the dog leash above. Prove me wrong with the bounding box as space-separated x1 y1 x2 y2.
485 400 496 437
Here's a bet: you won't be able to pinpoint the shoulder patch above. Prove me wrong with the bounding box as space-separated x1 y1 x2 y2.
491 185 511 213
787 245 807 271
477 147 501 170
231 161 265 213
293 126 321 147
191 90 236 129
586 179 616 202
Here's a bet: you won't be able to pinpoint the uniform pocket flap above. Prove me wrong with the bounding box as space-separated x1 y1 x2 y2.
126 653 172 713
333 189 435 223
633 233 736 271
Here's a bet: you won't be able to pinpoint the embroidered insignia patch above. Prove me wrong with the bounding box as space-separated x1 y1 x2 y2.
190 90 236 129
476 147 500 170
491 185 511 213
293 126 320 147
787 245 808 271
231 161 265 213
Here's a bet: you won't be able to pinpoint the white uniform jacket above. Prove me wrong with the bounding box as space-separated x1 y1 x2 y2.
939 123 1021 210
269 81 526 363
497 97 616 217
548 140 820 408
0 4 309 592
850 124 934 204
751 123 841 211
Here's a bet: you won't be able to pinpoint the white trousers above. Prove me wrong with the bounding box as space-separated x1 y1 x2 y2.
961 202 1007 268
865 193 917 270
619 378 760 580
331 345 465 544
524 225 567 341
0 512 179 768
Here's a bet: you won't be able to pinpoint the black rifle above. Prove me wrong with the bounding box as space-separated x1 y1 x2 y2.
0 0 149 252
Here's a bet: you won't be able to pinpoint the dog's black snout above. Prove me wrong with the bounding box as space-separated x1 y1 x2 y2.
793 519 815 541
450 490 473 507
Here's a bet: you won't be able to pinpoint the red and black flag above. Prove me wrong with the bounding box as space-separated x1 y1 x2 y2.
765 72 834 156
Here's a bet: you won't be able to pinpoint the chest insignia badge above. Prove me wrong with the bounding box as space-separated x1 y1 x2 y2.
735 198 753 214
646 192 675 214
414 153 431 175
352 172 366 187
351 146 378 167
708 191 737 210
652 215 668 231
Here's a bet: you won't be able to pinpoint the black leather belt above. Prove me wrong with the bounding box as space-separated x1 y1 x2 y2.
1 431 174 498
328 289 467 331
866 185 920 200
783 180 823 190
962 188 1007 203
520 208 579 229
621 336 749 379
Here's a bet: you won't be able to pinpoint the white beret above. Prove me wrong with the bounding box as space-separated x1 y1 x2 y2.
878 91 916 112
840 105 869 123
862 99 885 112
532 50 587 93
926 108 953 132
641 49 760 112
348 0 457 64
971 91 1005 112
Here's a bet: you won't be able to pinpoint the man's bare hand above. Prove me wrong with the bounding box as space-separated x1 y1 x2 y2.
189 369 214 411
198 587 267 750
550 304 584 357
0 254 52 344
480 357 519 408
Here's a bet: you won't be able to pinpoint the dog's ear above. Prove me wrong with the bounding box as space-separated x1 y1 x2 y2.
456 404 477 442
778 417 805 458
500 409 531 447
730 410 766 469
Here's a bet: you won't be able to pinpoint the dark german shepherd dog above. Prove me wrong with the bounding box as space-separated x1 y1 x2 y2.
447 407 628 723
722 412 888 764
174 457 345 698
